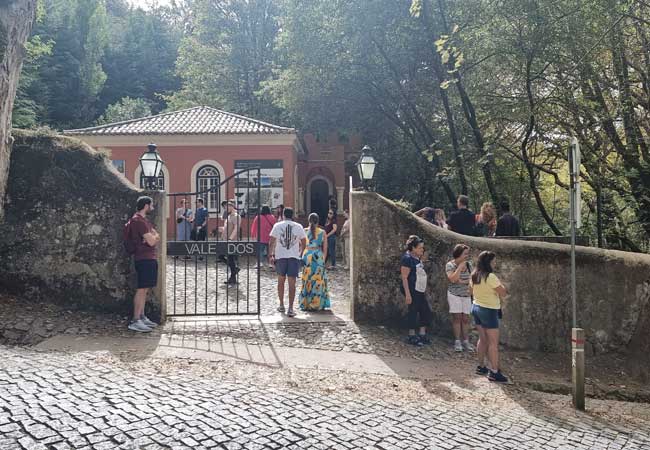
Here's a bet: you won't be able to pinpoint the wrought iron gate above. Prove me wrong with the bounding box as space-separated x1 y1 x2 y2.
167 167 262 316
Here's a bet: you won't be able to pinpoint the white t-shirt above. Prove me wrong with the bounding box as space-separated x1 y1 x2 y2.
270 220 307 260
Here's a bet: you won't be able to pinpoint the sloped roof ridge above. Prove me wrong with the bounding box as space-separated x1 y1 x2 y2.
63 105 295 135
63 106 206 134
207 107 294 131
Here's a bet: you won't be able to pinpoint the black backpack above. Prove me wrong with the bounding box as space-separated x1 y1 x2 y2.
123 219 137 255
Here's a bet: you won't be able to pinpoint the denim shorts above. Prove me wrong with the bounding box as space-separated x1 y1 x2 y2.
275 258 300 278
471 303 499 329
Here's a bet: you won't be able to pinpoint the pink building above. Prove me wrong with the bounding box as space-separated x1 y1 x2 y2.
64 106 362 235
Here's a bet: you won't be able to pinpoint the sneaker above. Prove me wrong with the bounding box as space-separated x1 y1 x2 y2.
128 320 152 333
140 315 158 328
462 341 475 352
408 335 423 347
476 365 489 376
287 309 296 318
277 305 285 313
454 341 463 352
418 335 432 345
488 370 509 383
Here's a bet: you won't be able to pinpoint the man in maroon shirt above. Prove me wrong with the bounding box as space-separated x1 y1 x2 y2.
127 196 160 332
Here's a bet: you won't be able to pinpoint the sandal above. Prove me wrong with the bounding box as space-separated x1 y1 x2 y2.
287 309 296 318
277 306 285 313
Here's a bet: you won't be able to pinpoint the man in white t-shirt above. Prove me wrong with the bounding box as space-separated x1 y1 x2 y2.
269 207 307 317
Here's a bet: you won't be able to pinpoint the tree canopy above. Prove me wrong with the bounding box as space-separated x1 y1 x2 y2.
13 0 650 252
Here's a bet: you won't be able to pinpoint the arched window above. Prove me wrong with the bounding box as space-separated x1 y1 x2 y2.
139 171 165 190
196 165 220 210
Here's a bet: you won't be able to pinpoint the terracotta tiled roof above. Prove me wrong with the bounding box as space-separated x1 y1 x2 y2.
63 106 295 136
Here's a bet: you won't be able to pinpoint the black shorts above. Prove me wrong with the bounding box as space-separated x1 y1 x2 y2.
135 259 158 289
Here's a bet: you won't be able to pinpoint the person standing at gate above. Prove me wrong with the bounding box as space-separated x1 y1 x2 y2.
324 209 338 269
300 213 330 311
340 210 350 269
124 196 160 332
175 198 193 241
269 207 307 317
192 198 208 241
250 205 276 269
220 200 241 285
274 204 284 222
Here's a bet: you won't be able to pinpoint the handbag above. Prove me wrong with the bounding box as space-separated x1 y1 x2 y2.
176 217 183 224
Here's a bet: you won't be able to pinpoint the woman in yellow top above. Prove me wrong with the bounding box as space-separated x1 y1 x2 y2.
469 251 508 383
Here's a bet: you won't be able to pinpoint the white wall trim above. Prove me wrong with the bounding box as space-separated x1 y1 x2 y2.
189 159 227 213
72 134 298 148
306 174 333 216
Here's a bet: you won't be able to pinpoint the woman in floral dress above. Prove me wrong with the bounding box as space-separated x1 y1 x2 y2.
300 213 331 311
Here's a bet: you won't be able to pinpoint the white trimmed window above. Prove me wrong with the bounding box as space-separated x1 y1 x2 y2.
196 165 220 211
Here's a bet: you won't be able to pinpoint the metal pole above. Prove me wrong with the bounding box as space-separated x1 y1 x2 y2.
569 145 577 329
569 139 585 411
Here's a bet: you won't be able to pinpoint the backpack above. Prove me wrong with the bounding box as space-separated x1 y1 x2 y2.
123 218 137 255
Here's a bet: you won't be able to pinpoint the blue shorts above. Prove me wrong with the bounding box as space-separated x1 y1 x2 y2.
135 259 158 289
275 258 300 278
472 304 499 329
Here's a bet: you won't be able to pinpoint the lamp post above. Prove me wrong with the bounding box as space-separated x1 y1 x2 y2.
139 143 164 190
356 145 377 191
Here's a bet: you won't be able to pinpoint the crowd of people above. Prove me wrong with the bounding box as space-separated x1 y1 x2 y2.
267 207 350 317
126 193 510 383
415 195 521 237
400 196 512 383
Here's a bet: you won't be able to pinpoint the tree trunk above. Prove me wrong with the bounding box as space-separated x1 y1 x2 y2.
0 0 37 221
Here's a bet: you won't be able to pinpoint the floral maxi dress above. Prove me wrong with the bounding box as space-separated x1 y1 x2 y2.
299 227 331 311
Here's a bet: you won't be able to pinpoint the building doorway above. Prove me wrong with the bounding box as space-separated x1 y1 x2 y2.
308 178 331 225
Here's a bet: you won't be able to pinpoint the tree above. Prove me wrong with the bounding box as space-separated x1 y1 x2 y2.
166 0 283 121
96 96 152 124
0 0 38 220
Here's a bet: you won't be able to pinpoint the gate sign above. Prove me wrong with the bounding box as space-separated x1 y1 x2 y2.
167 241 258 256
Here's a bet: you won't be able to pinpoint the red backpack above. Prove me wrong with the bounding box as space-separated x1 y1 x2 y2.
123 218 137 255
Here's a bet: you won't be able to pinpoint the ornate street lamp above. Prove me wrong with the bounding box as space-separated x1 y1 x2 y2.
356 145 377 190
139 143 164 190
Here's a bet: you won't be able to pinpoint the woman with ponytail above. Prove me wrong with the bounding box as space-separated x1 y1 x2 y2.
470 251 508 383
299 213 331 311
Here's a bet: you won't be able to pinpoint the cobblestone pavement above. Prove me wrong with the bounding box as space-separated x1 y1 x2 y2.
165 257 351 317
1 346 649 450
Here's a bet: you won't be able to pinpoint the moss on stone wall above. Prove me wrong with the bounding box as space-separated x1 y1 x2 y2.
0 131 165 317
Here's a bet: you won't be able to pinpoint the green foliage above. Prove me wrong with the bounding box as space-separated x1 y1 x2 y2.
12 36 53 129
166 0 283 121
11 0 650 251
14 0 181 130
95 97 152 124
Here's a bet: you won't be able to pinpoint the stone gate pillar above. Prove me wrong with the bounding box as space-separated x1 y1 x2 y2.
147 190 167 323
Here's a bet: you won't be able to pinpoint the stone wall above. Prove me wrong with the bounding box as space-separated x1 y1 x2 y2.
350 191 650 357
0 131 166 319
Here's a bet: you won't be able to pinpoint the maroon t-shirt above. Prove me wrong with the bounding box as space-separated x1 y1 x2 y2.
130 214 157 261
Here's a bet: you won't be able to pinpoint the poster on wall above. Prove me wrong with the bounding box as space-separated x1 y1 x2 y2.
234 160 283 213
